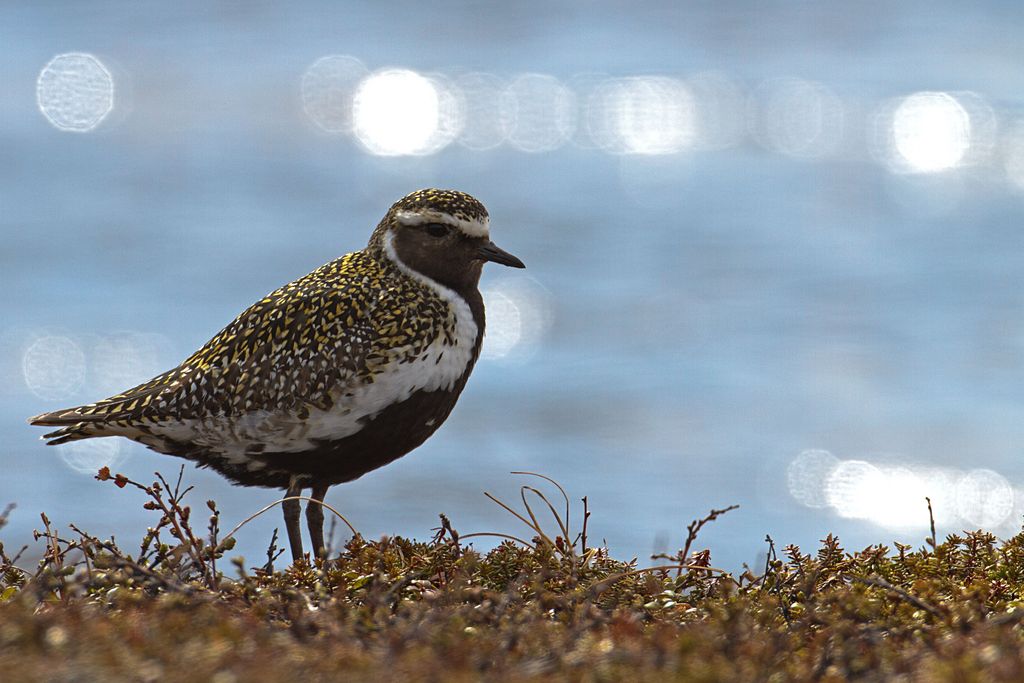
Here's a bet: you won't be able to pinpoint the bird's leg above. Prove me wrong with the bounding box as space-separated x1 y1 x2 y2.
283 477 304 562
306 483 329 561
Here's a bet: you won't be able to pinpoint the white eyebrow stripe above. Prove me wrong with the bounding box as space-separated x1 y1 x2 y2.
395 210 489 238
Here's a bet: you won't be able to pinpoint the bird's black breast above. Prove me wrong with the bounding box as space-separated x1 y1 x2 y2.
254 384 467 487
168 379 466 489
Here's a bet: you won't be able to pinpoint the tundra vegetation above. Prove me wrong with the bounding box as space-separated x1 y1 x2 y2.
2 468 1024 681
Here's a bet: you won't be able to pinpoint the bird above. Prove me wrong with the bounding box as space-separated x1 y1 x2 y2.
28 188 525 562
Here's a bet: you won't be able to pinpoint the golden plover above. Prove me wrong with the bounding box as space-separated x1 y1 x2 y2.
29 188 525 561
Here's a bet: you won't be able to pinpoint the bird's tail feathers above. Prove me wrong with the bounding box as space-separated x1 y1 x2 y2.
28 406 95 427
29 404 130 445
38 424 95 445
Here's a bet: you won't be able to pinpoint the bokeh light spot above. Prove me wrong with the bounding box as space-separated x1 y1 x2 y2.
826 460 883 520
23 335 86 401
482 290 521 359
36 53 114 132
587 77 696 155
790 449 1016 532
482 276 554 362
786 449 839 509
865 466 929 529
891 92 971 173
455 72 511 151
687 71 746 150
751 78 844 158
503 74 575 153
300 55 368 134
956 469 1013 528
822 460 941 529
58 438 127 476
352 69 460 155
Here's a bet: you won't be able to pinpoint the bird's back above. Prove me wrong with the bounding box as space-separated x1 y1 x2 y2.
30 246 483 486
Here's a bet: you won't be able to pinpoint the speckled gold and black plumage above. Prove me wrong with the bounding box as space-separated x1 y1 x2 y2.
29 188 524 560
36 250 449 445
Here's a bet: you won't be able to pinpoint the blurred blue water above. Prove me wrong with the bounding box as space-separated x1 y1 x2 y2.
2 2 1023 571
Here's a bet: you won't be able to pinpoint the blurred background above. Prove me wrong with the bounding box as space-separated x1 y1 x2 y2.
2 2 1023 571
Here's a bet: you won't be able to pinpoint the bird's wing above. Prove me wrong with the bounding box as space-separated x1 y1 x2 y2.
28 253 416 439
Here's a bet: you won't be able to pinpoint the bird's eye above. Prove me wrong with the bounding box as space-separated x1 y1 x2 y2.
424 223 450 238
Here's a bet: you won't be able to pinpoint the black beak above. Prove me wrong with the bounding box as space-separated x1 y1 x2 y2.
478 240 525 268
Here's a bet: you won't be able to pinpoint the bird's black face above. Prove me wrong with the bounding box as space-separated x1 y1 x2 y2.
390 219 524 292
376 189 523 292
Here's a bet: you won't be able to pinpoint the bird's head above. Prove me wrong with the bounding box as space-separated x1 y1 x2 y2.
371 188 525 292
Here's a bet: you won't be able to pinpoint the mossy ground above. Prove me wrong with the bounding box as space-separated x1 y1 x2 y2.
3 468 1024 682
